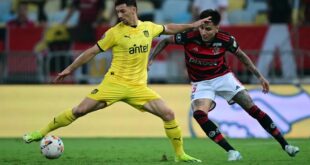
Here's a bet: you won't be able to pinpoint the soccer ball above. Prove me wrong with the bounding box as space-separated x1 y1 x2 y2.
40 135 64 159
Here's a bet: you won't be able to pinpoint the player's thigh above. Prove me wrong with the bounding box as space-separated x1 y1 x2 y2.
215 73 245 104
87 81 126 107
126 86 160 111
191 81 216 111
73 97 107 117
126 86 174 120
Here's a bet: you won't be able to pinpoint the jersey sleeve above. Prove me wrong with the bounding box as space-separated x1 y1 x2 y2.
227 35 239 54
96 28 115 52
149 22 164 38
174 32 187 45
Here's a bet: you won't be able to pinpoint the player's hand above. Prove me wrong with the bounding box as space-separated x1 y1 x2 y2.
192 16 212 28
53 69 72 83
259 77 269 94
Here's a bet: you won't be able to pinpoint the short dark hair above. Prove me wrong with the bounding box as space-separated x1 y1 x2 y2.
199 9 221 26
115 0 137 8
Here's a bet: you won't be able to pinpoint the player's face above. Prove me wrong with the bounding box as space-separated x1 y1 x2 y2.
115 4 137 26
198 23 219 42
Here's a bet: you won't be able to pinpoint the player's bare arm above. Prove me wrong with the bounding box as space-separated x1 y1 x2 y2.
163 17 211 35
234 48 269 93
148 36 174 69
54 45 100 83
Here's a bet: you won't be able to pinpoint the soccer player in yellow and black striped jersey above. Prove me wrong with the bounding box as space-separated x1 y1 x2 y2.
23 0 210 162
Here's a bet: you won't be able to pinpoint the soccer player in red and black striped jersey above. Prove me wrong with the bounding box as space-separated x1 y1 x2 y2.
149 9 299 161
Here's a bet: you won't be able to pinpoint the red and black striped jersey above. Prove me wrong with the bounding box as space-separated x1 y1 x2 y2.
174 30 239 82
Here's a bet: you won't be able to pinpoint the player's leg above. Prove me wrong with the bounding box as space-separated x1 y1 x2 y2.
143 99 201 162
191 78 242 161
232 90 299 157
128 86 201 162
191 98 241 161
24 80 122 144
23 97 107 143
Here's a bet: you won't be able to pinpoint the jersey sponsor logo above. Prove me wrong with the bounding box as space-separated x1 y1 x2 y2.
129 44 149 54
143 30 149 37
189 58 218 66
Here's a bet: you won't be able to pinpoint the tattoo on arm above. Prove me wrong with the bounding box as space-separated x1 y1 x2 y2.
235 49 262 79
149 37 172 62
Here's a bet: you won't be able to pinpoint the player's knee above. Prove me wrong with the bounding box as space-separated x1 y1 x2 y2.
72 106 89 117
161 109 175 121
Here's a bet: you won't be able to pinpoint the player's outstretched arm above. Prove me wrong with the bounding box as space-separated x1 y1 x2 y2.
148 36 175 70
54 45 100 83
163 17 211 35
235 48 270 93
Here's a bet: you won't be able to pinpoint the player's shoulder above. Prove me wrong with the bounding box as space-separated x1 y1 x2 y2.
138 20 154 26
184 30 200 39
139 21 162 29
215 31 234 43
110 22 123 31
100 23 125 41
141 21 152 25
106 22 129 37
183 29 200 39
101 23 119 36
175 29 200 45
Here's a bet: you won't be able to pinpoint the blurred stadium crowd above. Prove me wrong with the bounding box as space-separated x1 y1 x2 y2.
0 0 309 84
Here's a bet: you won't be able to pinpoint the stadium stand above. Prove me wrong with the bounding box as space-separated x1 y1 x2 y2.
4 26 43 83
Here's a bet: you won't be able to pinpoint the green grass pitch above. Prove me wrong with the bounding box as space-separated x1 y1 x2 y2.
1 138 309 165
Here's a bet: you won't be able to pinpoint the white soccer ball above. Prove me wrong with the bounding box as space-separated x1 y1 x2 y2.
40 135 64 159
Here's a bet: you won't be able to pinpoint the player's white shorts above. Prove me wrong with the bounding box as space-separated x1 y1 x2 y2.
190 72 245 111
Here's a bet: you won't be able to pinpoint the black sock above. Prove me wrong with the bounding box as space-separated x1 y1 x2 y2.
247 105 288 149
193 110 234 152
